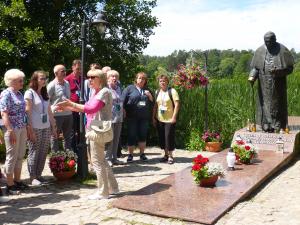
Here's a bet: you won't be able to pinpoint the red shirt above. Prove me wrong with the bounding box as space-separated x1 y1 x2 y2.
65 73 81 103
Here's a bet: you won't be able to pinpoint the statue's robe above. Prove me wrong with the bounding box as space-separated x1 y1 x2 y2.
250 43 294 131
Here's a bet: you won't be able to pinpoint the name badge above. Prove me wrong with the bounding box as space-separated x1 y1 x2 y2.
159 105 167 114
138 101 146 106
115 104 121 111
41 113 48 123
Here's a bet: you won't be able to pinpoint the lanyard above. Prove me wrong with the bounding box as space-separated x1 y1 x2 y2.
31 90 45 113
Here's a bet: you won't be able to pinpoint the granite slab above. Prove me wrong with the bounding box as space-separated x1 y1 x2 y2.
112 150 295 224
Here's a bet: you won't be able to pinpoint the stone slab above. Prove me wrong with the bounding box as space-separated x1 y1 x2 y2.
112 150 295 224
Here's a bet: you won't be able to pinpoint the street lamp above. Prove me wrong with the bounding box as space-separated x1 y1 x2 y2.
190 49 209 131
77 11 108 179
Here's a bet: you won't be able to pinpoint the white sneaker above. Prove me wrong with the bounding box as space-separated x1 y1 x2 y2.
0 196 10 203
109 188 120 195
87 192 109 200
31 179 42 186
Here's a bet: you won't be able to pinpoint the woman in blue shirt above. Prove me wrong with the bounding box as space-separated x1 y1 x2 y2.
122 72 153 163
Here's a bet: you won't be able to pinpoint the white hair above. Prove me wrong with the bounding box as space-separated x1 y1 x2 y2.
102 66 111 74
4 69 25 87
53 64 65 74
106 70 119 79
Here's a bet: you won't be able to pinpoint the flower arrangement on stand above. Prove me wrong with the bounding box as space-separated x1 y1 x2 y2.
49 149 78 180
191 154 225 187
173 64 209 89
231 139 257 164
201 130 222 152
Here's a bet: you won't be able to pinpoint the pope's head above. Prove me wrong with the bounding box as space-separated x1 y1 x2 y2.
264 31 277 50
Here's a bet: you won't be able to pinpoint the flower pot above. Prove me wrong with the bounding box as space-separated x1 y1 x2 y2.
200 175 218 187
205 142 222 152
53 169 76 181
239 153 255 164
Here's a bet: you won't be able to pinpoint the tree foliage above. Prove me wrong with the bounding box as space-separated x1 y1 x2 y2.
0 0 159 83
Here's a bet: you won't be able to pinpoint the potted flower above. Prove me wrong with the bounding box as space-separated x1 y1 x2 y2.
231 139 257 164
201 130 222 152
49 149 78 180
191 154 225 187
173 64 209 89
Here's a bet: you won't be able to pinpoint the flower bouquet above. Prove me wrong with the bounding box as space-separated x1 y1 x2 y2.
201 130 222 152
231 139 257 164
191 154 225 187
49 149 78 180
174 64 209 89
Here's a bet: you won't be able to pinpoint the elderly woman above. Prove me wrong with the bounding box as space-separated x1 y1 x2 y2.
152 75 180 164
0 69 28 194
24 71 57 185
105 70 123 166
57 69 119 200
122 72 153 163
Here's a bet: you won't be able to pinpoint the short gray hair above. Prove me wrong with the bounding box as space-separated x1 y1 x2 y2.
4 69 25 87
107 70 119 79
53 64 65 74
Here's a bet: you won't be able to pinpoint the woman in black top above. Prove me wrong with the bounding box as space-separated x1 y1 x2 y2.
122 72 153 163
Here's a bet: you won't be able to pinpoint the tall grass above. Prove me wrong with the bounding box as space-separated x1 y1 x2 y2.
174 72 300 149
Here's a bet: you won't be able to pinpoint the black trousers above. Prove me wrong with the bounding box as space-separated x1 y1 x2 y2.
157 121 176 151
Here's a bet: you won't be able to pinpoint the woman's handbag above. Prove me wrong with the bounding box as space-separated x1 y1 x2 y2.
85 120 113 143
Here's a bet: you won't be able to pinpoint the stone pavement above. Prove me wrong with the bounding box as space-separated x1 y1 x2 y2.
0 147 300 225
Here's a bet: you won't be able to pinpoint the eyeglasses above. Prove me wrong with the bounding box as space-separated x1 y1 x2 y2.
88 76 97 80
39 77 47 81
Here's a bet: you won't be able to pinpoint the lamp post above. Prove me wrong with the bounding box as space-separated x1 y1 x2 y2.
190 49 209 131
77 11 108 179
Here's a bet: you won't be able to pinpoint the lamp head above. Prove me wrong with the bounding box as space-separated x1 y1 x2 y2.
92 11 108 34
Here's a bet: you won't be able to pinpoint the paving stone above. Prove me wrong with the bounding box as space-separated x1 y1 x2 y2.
0 147 299 225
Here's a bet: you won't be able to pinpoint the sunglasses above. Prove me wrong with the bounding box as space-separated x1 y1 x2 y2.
88 76 98 79
39 77 47 81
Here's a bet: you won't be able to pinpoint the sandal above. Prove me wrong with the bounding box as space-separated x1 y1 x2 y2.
168 157 174 164
159 155 168 162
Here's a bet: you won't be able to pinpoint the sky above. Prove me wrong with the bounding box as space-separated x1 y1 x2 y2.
143 0 300 56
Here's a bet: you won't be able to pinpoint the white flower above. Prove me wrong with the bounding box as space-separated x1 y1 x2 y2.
206 163 225 177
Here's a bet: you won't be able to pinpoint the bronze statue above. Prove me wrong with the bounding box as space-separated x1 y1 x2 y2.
248 31 294 132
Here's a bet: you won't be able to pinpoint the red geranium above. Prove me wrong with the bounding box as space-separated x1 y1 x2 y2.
191 154 225 184
244 145 251 151
192 164 202 171
68 160 76 168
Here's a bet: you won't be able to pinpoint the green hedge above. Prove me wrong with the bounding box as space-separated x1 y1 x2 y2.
171 72 300 150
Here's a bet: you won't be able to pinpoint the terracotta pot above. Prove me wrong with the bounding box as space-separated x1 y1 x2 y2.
200 175 218 187
205 142 222 152
53 169 75 181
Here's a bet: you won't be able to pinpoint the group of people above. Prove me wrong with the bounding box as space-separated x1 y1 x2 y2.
0 60 181 201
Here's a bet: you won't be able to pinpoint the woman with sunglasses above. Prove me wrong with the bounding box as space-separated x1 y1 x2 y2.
56 69 119 200
24 71 57 186
0 69 28 195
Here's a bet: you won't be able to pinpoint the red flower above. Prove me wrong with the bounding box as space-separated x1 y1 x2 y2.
68 160 76 168
192 164 202 171
236 140 245 145
244 145 251 151
193 154 209 165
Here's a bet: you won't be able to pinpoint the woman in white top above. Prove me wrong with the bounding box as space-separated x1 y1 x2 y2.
25 71 57 185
